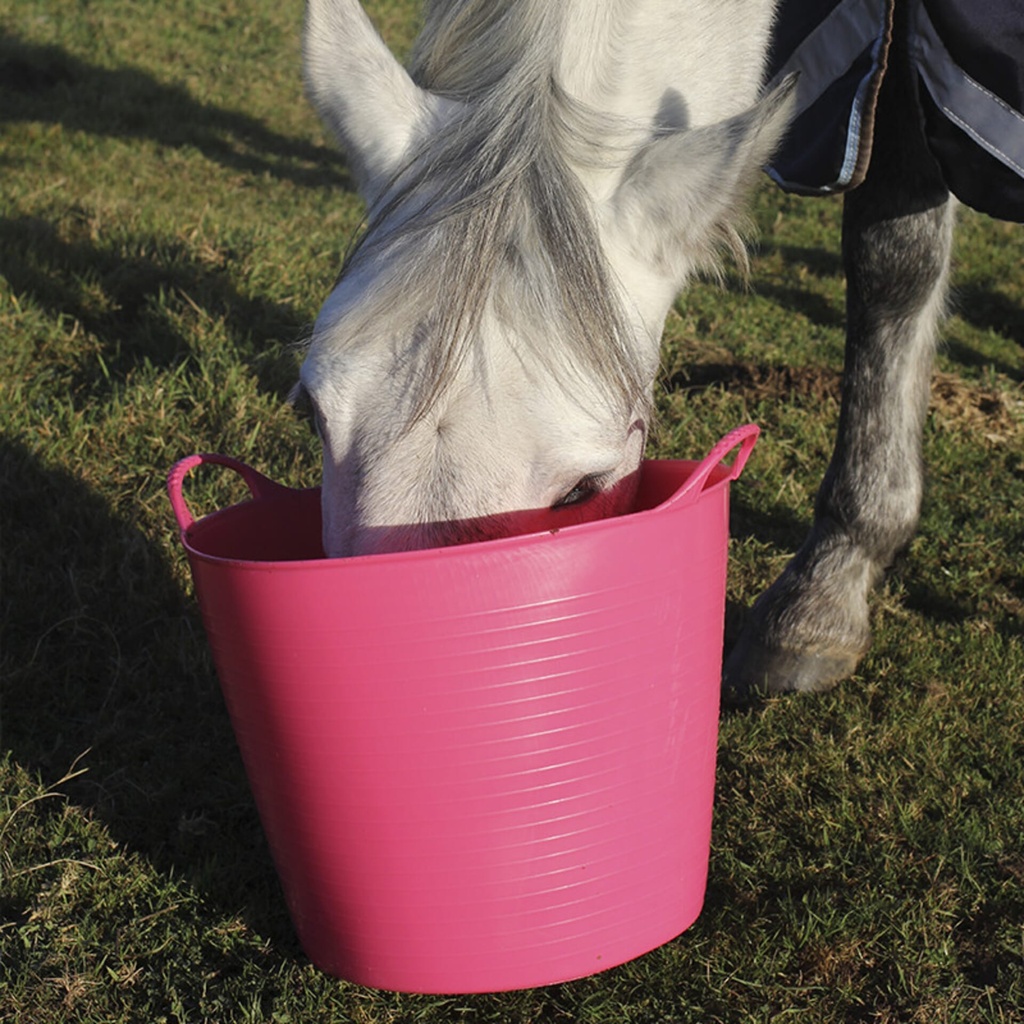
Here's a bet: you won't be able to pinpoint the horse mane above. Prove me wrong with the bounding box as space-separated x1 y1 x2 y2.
331 0 652 423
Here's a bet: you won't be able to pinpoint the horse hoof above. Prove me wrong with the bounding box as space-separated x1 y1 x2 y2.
722 633 862 704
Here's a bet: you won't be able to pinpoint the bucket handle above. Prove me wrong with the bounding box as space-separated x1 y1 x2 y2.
670 423 760 506
167 453 295 532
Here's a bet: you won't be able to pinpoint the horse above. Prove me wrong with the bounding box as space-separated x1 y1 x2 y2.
296 0 1019 698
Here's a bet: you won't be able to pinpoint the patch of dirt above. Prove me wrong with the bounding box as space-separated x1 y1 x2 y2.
666 362 842 405
797 937 875 990
930 372 1024 444
669 362 1024 445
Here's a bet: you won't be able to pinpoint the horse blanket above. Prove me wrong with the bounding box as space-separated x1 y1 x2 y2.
766 0 1024 221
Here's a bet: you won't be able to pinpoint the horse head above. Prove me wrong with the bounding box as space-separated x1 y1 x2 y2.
299 0 793 556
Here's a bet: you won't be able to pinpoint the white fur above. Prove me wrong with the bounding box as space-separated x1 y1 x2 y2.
301 0 788 556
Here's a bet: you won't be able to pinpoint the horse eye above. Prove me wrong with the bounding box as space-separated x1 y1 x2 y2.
291 383 325 439
312 407 326 440
307 401 327 441
553 475 600 509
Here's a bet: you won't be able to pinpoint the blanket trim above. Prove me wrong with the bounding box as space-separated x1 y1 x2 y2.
766 0 893 194
913 0 1024 180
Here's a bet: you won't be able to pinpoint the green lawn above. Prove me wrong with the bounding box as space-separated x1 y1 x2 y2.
2 2 1022 1021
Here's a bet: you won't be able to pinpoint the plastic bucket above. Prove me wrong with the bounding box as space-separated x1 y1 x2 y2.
167 424 758 993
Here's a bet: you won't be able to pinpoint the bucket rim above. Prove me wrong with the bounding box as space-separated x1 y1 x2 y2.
169 424 758 571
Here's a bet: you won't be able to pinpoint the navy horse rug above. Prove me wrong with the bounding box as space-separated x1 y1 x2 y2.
767 0 1024 221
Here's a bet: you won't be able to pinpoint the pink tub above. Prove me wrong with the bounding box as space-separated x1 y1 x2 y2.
167 424 758 993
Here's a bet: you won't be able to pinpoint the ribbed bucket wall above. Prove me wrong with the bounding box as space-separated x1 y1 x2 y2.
169 427 757 993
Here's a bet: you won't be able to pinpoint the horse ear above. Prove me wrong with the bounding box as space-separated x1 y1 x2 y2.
608 77 797 282
304 0 451 201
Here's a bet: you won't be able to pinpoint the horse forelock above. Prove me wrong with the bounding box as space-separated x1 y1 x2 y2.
317 0 652 428
410 0 563 98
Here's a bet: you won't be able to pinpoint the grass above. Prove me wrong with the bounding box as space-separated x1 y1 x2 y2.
1 1 1022 1021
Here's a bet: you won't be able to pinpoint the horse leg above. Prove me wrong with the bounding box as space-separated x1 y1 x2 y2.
723 28 956 698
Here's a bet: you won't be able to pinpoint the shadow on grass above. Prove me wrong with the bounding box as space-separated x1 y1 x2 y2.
753 280 845 330
0 212 307 401
0 438 300 955
0 36 341 402
953 284 1024 348
748 241 847 328
759 243 844 281
0 34 350 191
945 282 1024 381
729 495 810 556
